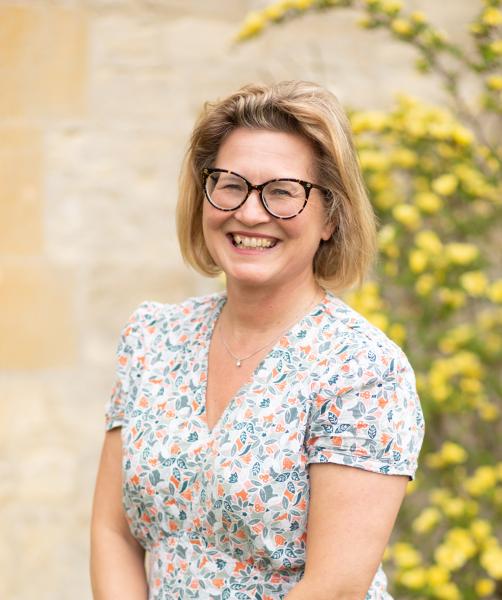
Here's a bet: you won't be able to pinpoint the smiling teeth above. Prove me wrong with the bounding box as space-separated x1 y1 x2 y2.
232 234 276 248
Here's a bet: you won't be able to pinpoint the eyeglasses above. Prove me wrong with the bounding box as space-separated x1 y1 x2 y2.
202 168 331 220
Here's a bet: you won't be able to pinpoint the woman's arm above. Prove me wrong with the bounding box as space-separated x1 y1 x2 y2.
285 463 409 600
90 428 148 600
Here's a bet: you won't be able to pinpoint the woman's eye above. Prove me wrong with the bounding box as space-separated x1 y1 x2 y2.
216 181 244 191
269 187 293 197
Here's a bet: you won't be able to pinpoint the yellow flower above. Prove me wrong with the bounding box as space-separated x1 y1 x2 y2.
378 224 396 246
438 324 473 353
445 243 479 265
434 537 473 571
485 333 502 355
375 191 399 210
369 172 392 192
432 174 458 196
427 565 449 586
398 567 427 589
481 544 502 578
460 377 482 394
393 542 422 568
443 497 467 519
291 0 314 9
415 191 442 213
263 4 286 20
351 111 388 133
368 312 389 331
440 441 467 464
490 39 502 55
459 270 488 296
359 149 389 170
412 507 441 533
438 288 466 309
452 351 483 377
452 126 473 146
430 488 451 506
390 147 417 167
381 0 403 14
487 75 502 91
433 582 461 600
393 204 422 229
475 579 496 597
391 18 413 36
426 453 444 469
483 7 502 26
470 519 492 544
488 279 502 303
411 11 426 24
415 230 443 255
388 323 406 345
464 466 497 496
479 401 500 422
409 249 428 273
237 11 266 39
415 273 435 296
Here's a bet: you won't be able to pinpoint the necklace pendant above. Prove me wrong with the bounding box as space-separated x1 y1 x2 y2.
236 360 241 367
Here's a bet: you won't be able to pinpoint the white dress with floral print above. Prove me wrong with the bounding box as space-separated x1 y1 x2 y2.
106 291 425 600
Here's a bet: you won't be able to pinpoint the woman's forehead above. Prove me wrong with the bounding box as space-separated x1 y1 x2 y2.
214 127 317 180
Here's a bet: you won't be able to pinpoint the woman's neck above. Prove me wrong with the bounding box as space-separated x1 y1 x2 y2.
220 276 323 346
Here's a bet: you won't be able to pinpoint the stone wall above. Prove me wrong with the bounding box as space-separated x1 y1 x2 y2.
0 1 477 598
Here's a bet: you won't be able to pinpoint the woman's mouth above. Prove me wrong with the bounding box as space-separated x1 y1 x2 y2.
229 234 278 249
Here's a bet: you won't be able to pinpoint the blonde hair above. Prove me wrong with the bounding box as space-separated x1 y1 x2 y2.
176 80 377 292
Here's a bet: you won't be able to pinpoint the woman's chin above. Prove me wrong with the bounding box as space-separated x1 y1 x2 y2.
222 265 279 290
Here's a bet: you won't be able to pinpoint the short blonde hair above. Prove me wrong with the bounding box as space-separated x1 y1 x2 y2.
176 80 377 292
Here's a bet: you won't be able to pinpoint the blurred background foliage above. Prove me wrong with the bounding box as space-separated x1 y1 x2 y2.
238 1 502 598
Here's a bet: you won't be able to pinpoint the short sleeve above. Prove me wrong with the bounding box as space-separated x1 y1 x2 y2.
305 345 425 479
105 302 154 431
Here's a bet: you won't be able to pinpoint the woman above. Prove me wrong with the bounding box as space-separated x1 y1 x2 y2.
91 80 424 600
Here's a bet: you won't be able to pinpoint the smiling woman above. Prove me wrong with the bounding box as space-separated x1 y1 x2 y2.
90 81 425 600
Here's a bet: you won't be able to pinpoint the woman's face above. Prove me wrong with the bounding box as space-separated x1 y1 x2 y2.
202 127 333 292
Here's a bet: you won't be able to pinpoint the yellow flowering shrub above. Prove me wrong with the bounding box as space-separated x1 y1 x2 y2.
238 0 502 597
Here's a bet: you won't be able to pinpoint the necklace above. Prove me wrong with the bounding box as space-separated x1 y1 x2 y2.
218 289 323 368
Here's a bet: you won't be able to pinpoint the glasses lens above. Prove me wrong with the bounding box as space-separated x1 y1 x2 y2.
205 171 247 209
263 180 306 218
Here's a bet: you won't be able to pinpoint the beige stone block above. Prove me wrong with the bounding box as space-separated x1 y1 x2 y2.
0 127 43 255
45 126 186 264
0 5 87 118
0 261 76 369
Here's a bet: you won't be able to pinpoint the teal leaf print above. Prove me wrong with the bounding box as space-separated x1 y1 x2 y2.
368 424 377 439
285 407 298 424
328 412 338 426
259 485 275 503
335 423 351 433
148 470 161 486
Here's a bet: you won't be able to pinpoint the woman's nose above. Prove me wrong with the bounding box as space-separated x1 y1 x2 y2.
233 189 271 224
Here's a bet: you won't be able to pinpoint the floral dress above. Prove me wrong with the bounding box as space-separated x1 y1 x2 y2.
105 291 425 600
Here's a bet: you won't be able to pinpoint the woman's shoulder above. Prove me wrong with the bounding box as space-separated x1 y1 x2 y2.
122 291 225 337
322 290 411 368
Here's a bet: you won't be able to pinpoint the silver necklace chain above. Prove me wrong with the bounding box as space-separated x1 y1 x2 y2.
218 289 323 368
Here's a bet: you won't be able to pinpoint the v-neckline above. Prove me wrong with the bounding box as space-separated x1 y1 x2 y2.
199 293 256 436
198 290 330 436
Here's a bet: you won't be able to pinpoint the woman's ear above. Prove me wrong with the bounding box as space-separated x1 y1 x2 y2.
321 219 336 242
